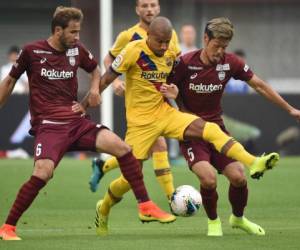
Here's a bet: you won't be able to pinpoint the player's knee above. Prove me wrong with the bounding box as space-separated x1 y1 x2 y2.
115 141 132 157
200 176 217 189
230 173 247 187
33 159 54 182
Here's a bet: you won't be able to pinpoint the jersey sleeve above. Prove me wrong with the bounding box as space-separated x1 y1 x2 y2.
171 30 181 56
9 47 30 80
110 43 136 75
78 44 98 73
231 55 254 81
109 31 130 58
167 56 186 89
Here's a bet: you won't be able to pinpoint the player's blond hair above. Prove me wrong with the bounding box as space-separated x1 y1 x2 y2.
205 17 234 41
51 6 83 33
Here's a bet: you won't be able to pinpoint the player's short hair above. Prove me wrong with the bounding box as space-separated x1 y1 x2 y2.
136 0 160 6
51 6 83 33
205 17 234 41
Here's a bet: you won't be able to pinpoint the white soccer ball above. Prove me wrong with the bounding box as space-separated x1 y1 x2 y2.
170 185 202 217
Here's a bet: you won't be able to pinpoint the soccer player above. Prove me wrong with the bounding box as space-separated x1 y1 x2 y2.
168 17 300 236
90 0 180 204
94 16 279 236
0 7 175 241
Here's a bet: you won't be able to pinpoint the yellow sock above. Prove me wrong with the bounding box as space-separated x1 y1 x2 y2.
152 151 175 201
203 122 256 168
102 157 119 174
100 176 131 216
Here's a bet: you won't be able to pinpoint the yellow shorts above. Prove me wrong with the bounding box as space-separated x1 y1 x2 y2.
125 105 198 160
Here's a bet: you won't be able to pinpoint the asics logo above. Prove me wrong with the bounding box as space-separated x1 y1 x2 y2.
190 73 197 79
40 58 47 64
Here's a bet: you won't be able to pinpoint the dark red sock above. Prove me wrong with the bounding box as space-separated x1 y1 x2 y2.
229 183 248 217
6 176 46 226
117 151 149 203
200 186 218 220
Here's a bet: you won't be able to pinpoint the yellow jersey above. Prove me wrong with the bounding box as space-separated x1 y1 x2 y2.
111 39 178 126
109 23 181 58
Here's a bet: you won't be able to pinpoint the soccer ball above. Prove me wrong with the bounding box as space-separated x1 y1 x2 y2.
170 185 202 217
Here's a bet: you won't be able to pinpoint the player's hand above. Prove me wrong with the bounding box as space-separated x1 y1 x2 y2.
112 79 126 96
88 89 101 107
289 108 300 123
160 83 178 99
72 101 86 116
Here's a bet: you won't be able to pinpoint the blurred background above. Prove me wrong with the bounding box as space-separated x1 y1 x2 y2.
0 0 299 158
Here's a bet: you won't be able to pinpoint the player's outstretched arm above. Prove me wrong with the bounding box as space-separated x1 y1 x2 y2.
99 68 119 94
0 75 17 108
248 74 300 122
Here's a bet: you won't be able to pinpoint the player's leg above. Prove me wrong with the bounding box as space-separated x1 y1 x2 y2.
0 123 69 241
222 162 265 235
192 162 223 236
0 159 54 241
184 118 279 179
150 136 175 202
180 140 222 236
94 129 176 235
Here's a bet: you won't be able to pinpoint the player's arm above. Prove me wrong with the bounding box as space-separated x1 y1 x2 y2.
247 74 300 122
87 65 101 107
160 83 179 99
104 53 125 96
99 68 120 93
0 75 17 108
78 65 101 110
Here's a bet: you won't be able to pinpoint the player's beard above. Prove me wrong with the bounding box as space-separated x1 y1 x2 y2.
59 34 72 50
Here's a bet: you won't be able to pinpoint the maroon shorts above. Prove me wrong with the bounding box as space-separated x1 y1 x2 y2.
33 117 107 167
180 126 235 173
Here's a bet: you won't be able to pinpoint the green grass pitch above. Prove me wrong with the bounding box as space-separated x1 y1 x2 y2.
1 157 300 250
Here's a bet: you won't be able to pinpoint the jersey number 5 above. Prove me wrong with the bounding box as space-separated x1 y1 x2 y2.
187 147 194 162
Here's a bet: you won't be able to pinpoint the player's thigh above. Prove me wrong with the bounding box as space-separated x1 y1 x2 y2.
95 129 131 157
33 124 70 168
150 136 167 153
125 124 160 160
163 108 198 140
222 161 247 187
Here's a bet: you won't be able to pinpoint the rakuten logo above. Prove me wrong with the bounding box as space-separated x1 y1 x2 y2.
189 83 223 93
41 68 74 80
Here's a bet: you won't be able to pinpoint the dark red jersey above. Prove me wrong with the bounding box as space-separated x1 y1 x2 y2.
168 49 254 125
9 40 97 130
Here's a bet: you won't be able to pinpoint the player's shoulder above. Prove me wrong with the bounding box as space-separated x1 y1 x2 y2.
224 52 241 64
23 40 47 50
124 38 145 51
180 50 201 65
22 40 52 56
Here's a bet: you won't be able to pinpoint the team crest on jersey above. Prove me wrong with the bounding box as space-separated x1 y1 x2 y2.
69 56 76 66
137 51 157 71
165 57 173 67
66 48 79 57
216 63 230 71
218 71 226 80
